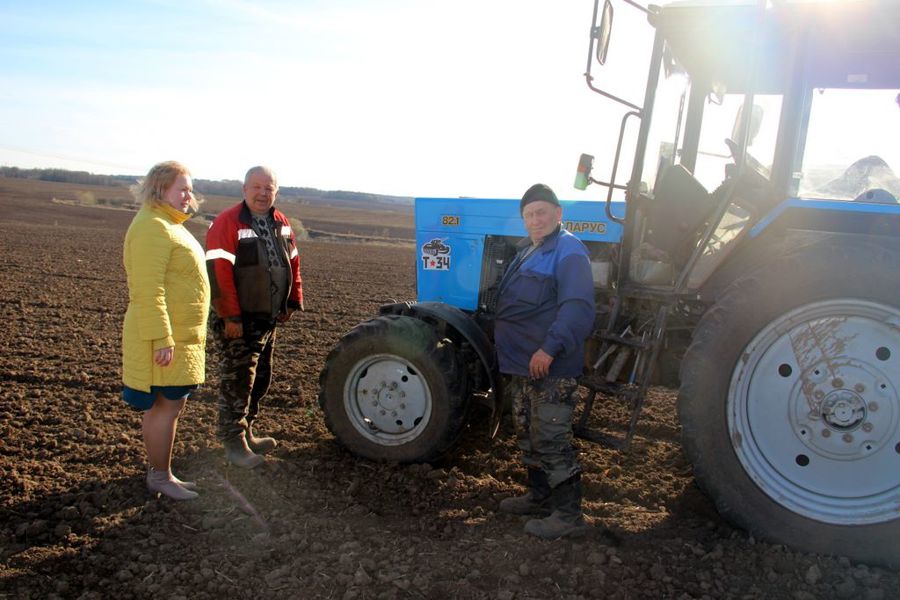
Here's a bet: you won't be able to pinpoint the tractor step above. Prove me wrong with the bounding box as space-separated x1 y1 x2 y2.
579 376 641 399
574 383 647 451
596 332 652 350
573 424 631 450
576 304 672 451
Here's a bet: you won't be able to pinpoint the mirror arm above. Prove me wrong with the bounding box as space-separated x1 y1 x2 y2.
585 74 643 112
584 0 644 111
621 0 650 14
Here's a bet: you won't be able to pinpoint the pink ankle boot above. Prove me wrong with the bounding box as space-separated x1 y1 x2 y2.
147 467 199 501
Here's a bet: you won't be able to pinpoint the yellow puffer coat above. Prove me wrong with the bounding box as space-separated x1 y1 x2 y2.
122 203 210 392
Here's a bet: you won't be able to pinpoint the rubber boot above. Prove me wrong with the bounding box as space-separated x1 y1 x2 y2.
146 467 199 501
524 474 591 539
246 422 277 454
499 468 552 517
224 431 265 469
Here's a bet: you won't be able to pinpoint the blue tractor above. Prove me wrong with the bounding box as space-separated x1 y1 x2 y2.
319 0 900 566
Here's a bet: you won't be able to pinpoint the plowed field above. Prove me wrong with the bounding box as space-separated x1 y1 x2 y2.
1 181 898 599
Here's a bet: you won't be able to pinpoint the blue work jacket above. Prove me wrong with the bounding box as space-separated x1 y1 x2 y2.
494 225 595 378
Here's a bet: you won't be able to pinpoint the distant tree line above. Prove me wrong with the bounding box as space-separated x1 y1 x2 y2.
193 180 411 206
0 166 412 206
0 166 135 187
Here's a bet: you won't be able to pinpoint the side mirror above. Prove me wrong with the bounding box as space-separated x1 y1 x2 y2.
592 0 614 65
574 153 595 190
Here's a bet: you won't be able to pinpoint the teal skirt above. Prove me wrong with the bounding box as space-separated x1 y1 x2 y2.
122 385 199 411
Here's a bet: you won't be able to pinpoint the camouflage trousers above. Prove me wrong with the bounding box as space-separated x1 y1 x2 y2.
505 375 581 488
210 313 277 441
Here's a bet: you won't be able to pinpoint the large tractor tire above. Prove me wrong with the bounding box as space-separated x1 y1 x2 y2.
679 242 900 567
318 315 468 463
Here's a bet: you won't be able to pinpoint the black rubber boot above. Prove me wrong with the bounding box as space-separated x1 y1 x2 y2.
246 422 277 454
524 474 590 539
499 468 552 516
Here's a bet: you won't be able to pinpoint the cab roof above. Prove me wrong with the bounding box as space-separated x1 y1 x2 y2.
649 0 900 92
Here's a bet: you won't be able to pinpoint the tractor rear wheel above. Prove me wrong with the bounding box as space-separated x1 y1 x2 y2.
318 315 468 463
679 241 900 567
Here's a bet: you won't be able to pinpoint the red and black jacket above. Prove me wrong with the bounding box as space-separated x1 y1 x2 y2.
205 201 303 321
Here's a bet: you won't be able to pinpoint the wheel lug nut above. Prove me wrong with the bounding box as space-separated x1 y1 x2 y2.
832 378 844 388
390 382 398 390
822 429 831 438
400 403 406 409
869 401 879 412
862 422 874 433
813 390 825 400
380 410 386 415
854 383 865 393
842 433 853 443
391 411 397 417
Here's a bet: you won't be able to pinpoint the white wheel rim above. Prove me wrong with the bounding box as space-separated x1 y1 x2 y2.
343 354 432 446
729 299 900 525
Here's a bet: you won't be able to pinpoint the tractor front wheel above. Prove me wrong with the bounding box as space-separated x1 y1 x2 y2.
318 315 468 463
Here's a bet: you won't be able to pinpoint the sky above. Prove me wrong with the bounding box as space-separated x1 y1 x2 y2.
0 0 655 200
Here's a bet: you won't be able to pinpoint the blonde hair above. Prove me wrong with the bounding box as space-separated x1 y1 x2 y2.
133 161 192 206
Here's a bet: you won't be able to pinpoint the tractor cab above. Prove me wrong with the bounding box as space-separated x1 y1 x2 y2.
579 0 900 292
560 0 900 567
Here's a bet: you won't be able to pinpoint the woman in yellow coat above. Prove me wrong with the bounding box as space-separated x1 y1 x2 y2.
122 161 210 500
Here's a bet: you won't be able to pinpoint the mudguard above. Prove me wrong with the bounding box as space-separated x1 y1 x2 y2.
749 198 900 239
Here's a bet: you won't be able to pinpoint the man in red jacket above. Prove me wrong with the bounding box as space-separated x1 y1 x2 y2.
206 166 303 468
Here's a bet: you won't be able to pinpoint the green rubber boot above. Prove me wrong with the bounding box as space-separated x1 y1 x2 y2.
524 474 591 539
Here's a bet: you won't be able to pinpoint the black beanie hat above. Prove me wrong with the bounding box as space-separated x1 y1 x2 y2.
520 183 560 214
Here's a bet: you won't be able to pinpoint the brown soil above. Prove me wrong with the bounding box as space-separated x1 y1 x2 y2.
1 189 898 600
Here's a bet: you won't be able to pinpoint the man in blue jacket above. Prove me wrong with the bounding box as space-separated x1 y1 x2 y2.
494 183 596 539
